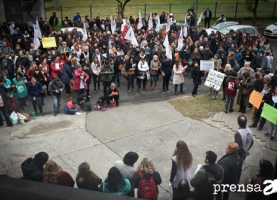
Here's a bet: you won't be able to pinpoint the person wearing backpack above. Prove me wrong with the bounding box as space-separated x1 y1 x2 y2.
133 157 162 200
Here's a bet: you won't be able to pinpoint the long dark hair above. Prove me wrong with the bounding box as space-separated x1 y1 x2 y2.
259 159 273 179
105 167 126 192
76 162 100 190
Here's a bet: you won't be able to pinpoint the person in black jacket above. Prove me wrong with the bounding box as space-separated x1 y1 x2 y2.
270 69 277 89
0 86 13 127
106 83 119 107
204 7 212 28
216 142 241 200
27 76 44 116
76 162 102 191
191 62 202 97
49 12 59 32
250 51 261 72
161 56 172 93
21 152 49 182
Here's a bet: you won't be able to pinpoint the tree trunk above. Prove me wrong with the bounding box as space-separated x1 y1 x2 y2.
252 0 259 26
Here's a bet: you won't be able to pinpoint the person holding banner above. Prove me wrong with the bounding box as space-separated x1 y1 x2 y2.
249 83 272 130
264 86 277 140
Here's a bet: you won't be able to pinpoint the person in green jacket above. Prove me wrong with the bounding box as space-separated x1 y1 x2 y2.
13 72 28 112
100 60 114 96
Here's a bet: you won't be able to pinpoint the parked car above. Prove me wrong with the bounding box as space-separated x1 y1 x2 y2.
60 27 84 35
264 22 277 37
206 21 239 35
155 22 182 33
220 25 259 36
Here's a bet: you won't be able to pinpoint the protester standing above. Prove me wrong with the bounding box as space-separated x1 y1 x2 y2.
48 77 64 116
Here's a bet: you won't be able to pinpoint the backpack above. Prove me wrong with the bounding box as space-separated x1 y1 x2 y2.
137 171 157 200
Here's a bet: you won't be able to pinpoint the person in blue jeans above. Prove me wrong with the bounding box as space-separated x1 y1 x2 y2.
64 99 77 115
48 77 64 116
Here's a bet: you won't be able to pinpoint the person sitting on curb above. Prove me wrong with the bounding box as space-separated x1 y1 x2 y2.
64 99 77 115
94 96 107 111
77 94 92 111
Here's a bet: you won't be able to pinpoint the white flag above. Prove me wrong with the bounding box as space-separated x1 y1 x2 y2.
178 27 183 51
148 12 153 30
197 12 203 26
34 18 42 50
157 14 160 27
82 23 88 42
124 27 138 47
111 16 116 34
166 18 170 33
183 24 188 37
163 34 172 59
138 11 143 29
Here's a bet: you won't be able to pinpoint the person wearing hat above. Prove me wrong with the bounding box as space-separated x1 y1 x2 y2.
204 7 212 28
49 77 64 116
21 152 49 182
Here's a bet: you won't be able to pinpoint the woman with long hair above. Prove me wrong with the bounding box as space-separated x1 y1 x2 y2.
91 57 101 91
43 160 75 187
133 157 162 199
173 59 187 96
245 159 274 200
76 162 102 191
170 141 193 199
102 167 133 196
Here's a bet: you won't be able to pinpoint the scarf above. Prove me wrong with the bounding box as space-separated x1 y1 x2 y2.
272 95 277 103
260 88 271 97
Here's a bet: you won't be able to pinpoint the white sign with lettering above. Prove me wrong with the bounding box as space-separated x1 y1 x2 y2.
200 60 214 71
204 69 225 91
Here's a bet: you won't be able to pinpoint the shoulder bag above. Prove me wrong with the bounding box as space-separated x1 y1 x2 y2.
63 68 73 87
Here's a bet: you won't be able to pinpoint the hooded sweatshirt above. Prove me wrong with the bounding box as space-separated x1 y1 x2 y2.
190 163 224 200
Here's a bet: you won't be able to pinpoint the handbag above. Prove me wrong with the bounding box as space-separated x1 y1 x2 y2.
136 70 143 76
242 86 250 95
41 85 47 93
118 63 123 70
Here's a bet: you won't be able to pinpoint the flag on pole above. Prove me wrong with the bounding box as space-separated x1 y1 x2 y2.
111 15 116 34
166 18 170 33
183 13 188 37
163 34 172 59
138 11 143 29
148 11 153 30
34 18 42 50
157 14 160 28
177 27 183 51
124 27 138 47
197 12 203 26
82 23 88 42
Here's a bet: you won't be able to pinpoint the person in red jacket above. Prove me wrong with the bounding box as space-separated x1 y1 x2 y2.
43 160 75 187
224 71 240 113
73 65 89 98
50 56 62 79
25 62 37 80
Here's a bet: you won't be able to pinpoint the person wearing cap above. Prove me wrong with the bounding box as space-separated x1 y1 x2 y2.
204 7 212 28
21 152 49 182
49 77 64 116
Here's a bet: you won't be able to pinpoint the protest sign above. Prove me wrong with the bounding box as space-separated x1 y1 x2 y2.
42 37 56 48
204 69 225 91
249 90 263 109
200 60 214 71
261 103 277 124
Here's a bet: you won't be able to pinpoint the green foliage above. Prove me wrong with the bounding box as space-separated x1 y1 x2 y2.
245 0 269 12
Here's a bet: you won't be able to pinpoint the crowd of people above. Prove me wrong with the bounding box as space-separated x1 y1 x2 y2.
20 120 274 200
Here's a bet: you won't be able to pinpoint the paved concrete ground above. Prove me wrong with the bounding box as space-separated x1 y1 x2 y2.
1 99 276 199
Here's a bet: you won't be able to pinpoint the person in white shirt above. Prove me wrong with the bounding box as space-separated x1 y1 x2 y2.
137 57 149 91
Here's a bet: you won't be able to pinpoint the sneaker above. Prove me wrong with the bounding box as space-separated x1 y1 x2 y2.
162 91 165 93
229 109 234 112
264 133 271 136
270 136 275 140
224 110 227 113
192 94 195 97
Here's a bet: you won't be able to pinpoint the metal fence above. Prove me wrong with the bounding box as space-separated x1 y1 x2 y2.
45 1 277 23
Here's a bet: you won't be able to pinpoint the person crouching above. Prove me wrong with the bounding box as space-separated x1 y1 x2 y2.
94 96 107 111
106 83 119 107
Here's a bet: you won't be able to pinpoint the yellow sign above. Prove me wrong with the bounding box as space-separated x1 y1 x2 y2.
42 37 57 48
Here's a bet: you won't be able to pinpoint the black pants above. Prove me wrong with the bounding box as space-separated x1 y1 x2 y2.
192 84 199 95
128 74 135 90
162 74 171 91
31 98 43 113
65 83 71 94
103 81 111 96
239 94 247 112
0 106 13 126
92 74 100 90
137 78 146 89
205 17 211 28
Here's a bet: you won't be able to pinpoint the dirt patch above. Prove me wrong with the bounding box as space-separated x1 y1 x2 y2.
28 121 71 135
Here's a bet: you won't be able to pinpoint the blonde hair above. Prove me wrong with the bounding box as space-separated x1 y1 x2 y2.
71 58 77 65
227 142 239 154
137 158 155 174
225 64 231 71
43 160 63 184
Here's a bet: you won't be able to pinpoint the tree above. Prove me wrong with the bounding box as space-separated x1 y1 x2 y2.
116 0 131 18
22 0 39 20
245 0 269 26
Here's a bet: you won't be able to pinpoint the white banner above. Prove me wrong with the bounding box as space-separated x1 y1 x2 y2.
204 69 225 91
177 27 183 51
200 60 214 71
111 16 116 34
138 11 143 29
148 12 153 30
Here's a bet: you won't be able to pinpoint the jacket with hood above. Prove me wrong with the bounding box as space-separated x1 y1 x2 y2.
48 78 64 96
190 164 224 200
21 152 49 182
225 76 240 96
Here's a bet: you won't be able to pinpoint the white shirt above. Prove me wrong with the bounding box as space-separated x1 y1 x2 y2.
114 160 136 180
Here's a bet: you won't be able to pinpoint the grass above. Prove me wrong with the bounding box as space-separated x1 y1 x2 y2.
169 93 239 120
45 0 277 21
